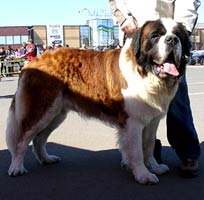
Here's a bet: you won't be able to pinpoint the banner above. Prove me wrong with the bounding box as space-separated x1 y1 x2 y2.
47 24 64 46
97 25 114 32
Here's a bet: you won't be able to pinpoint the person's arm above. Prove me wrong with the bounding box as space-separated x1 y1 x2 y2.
174 0 201 33
109 0 138 34
109 0 130 25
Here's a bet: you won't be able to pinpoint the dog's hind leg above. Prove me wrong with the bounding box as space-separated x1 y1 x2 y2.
7 120 36 176
7 89 64 176
32 109 68 165
6 99 28 176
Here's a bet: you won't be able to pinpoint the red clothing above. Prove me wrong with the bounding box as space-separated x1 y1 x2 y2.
26 43 37 61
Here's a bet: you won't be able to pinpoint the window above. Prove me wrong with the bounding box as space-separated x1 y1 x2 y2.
14 36 21 44
97 19 113 46
80 26 90 47
0 36 5 45
21 35 28 43
6 36 13 44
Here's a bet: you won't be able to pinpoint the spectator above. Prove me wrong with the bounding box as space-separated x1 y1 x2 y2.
80 43 87 50
41 44 48 53
25 39 37 61
54 44 62 49
5 48 15 76
6 48 15 60
0 47 6 77
20 42 27 55
15 48 24 58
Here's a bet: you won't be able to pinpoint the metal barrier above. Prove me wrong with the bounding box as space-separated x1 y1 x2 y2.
0 59 25 77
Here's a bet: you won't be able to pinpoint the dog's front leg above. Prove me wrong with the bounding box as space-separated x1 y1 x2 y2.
118 118 159 184
143 118 169 175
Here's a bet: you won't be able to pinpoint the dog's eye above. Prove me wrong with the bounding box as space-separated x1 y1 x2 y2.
151 33 160 40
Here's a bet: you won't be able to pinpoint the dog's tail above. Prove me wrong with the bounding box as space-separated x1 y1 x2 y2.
6 96 20 156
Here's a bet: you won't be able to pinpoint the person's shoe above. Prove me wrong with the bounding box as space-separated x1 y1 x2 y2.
179 159 199 178
154 139 163 164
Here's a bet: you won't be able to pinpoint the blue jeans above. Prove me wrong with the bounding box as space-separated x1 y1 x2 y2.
167 74 201 161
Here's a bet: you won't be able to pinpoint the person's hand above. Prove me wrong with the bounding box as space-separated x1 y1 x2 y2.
121 17 139 34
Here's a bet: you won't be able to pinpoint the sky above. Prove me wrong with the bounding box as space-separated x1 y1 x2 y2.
0 0 204 27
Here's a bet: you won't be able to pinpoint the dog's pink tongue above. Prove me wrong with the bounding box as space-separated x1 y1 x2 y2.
163 63 179 76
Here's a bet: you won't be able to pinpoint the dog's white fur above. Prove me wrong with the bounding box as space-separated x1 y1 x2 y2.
6 19 189 184
117 37 174 184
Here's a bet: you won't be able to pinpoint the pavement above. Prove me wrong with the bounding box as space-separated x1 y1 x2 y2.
0 66 204 200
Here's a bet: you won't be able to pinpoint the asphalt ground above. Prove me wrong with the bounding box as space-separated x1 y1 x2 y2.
0 66 204 200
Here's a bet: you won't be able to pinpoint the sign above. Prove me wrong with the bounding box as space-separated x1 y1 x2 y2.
97 25 114 32
47 24 64 46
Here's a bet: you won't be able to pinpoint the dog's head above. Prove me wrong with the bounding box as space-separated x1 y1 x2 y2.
133 18 191 78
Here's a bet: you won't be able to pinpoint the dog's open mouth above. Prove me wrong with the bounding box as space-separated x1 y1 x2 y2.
154 62 179 76
153 51 180 77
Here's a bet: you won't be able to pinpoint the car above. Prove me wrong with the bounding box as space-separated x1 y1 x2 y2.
189 50 204 65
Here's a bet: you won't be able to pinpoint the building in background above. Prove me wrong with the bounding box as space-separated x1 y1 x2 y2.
87 18 114 47
0 20 203 50
193 23 204 50
63 25 80 47
80 25 91 47
0 26 29 49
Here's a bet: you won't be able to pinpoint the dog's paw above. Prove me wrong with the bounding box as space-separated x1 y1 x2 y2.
41 155 61 165
135 171 159 185
149 164 169 175
8 164 28 176
145 157 169 175
133 167 159 185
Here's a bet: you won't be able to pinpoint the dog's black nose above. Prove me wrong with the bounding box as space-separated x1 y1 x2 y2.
165 35 179 46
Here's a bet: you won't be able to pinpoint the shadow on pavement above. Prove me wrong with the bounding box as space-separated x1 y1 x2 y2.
0 142 203 200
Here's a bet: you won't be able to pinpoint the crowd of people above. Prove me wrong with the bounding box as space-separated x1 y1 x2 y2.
0 39 73 76
0 38 118 78
0 46 22 77
0 39 73 78
0 39 38 77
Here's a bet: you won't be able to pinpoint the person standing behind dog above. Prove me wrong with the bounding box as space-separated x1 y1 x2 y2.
109 0 201 178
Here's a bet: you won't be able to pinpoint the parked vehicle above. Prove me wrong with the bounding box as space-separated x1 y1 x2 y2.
189 50 204 65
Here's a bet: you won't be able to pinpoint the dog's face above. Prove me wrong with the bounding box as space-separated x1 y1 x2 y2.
134 19 191 78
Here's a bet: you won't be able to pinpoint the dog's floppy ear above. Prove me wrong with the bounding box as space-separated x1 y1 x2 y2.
132 26 149 77
177 23 192 57
175 23 192 76
133 27 143 59
182 32 192 58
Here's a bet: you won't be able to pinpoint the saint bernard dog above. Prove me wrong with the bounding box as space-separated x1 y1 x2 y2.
6 18 191 184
